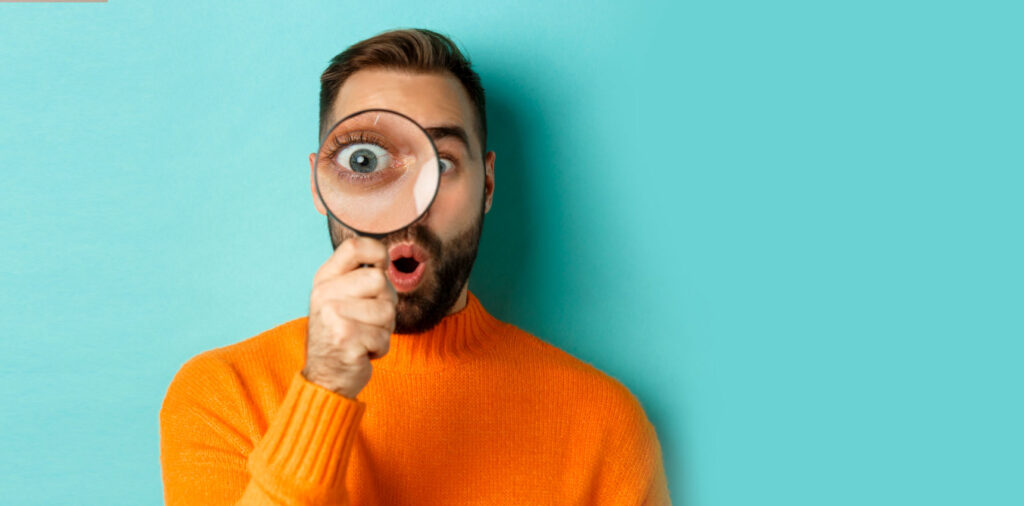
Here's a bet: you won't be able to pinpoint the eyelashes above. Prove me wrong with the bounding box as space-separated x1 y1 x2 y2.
324 131 388 161
323 131 459 176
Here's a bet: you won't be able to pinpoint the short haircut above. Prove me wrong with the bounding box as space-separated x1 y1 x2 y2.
318 28 487 156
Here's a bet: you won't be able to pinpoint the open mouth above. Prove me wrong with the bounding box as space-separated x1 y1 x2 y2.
388 242 428 292
392 257 420 274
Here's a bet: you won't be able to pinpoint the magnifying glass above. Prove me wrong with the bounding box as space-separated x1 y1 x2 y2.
313 108 441 240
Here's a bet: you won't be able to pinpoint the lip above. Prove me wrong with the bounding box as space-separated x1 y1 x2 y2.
387 242 429 292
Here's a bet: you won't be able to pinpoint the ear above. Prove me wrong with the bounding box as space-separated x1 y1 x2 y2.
309 152 327 215
483 150 496 214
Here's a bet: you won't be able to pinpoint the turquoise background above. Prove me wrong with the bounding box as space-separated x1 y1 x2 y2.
1 1 1021 504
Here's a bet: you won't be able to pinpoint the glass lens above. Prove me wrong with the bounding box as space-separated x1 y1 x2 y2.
314 109 440 235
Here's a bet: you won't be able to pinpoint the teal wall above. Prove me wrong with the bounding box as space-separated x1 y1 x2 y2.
2 1 1021 504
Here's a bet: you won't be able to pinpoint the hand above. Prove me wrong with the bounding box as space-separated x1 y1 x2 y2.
302 236 397 400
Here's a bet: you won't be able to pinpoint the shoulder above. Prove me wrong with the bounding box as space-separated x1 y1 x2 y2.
505 325 651 422
161 316 307 410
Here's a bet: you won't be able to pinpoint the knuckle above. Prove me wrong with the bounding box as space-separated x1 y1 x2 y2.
371 241 388 260
340 238 358 257
342 346 367 365
331 314 355 340
379 302 396 323
366 269 387 291
374 333 391 356
378 329 393 351
310 284 327 303
312 264 330 285
318 301 340 321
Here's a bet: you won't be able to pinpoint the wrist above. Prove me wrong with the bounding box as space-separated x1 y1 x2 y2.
301 367 360 400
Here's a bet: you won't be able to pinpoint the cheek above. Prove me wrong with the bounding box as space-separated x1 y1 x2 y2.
427 173 483 238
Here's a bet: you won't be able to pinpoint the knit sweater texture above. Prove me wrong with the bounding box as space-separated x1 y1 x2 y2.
159 291 671 505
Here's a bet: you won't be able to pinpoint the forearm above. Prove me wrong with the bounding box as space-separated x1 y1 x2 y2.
161 366 365 505
240 371 365 505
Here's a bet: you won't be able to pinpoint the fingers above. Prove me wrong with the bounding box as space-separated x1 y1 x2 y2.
329 297 397 331
311 267 398 303
310 307 391 361
304 236 397 398
361 322 391 360
313 236 390 286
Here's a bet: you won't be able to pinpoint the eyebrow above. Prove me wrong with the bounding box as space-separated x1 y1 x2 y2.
423 125 471 154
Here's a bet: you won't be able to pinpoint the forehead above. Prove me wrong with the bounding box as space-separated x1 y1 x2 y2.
330 69 479 154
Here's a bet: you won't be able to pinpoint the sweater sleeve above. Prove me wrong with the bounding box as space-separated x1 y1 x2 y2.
598 386 673 506
159 355 365 505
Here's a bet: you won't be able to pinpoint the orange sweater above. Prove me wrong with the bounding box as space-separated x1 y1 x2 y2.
160 291 671 505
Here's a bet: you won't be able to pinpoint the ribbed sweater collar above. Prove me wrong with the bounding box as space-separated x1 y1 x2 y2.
372 291 506 371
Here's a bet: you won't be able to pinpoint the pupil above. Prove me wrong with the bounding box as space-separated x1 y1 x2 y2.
350 149 377 173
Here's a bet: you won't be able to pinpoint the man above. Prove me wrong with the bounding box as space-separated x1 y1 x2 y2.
160 28 671 505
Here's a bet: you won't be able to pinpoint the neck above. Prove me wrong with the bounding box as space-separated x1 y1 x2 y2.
373 288 505 371
446 283 469 316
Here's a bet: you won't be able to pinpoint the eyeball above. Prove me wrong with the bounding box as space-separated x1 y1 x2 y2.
337 144 391 174
440 158 454 174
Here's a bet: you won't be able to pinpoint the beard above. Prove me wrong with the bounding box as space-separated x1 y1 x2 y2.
328 200 485 334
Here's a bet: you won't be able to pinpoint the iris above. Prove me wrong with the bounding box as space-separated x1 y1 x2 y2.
350 148 377 173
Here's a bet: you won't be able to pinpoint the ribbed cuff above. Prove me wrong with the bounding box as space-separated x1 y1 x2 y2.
246 370 365 502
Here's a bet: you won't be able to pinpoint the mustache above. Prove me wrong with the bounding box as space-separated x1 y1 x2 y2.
329 217 443 261
383 223 443 260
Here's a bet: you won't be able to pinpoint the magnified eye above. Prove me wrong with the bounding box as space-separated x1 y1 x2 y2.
336 143 392 174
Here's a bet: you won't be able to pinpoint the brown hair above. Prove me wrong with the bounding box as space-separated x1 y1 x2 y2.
318 28 487 155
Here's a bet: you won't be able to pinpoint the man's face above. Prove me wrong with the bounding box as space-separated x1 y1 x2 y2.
309 69 496 334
